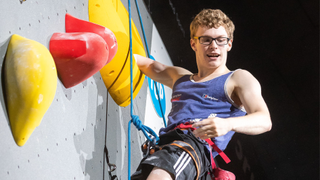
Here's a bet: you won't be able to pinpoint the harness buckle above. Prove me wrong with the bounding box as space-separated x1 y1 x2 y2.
141 137 162 156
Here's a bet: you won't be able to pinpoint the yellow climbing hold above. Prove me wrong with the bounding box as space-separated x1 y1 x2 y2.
89 0 146 107
4 34 57 146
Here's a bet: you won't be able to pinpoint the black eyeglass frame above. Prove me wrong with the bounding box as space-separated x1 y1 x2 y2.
193 36 230 46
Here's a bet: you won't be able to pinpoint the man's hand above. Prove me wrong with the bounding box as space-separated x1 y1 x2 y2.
192 117 232 140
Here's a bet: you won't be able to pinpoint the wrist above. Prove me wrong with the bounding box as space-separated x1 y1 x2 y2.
226 118 236 132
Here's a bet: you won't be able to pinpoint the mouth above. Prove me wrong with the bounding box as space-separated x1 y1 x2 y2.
207 53 220 58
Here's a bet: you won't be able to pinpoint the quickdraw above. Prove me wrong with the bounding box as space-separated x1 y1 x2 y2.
104 147 118 180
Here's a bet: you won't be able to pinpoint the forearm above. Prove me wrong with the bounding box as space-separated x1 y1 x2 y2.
134 54 170 86
227 111 272 135
192 111 271 139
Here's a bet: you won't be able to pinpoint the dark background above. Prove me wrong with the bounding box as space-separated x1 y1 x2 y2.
142 0 319 179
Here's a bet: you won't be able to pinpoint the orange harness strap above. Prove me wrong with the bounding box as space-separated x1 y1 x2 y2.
166 140 201 180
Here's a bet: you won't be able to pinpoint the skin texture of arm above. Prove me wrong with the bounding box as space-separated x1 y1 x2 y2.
192 69 272 139
134 54 191 88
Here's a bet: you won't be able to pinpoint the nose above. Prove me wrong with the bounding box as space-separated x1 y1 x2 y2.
209 39 218 49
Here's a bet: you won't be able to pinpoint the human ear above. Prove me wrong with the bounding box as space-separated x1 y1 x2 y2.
227 39 233 51
190 38 197 51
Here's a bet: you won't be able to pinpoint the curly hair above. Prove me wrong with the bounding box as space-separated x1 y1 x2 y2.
190 9 235 40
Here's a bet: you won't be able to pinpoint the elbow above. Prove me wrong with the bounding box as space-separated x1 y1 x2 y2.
257 114 272 134
264 117 272 132
260 110 272 132
266 122 272 132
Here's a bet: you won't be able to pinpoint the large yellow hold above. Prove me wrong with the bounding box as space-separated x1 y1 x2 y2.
4 34 57 146
89 0 146 107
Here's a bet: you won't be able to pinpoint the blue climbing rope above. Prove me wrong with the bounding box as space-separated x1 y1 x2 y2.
127 0 160 178
134 0 167 127
134 0 150 58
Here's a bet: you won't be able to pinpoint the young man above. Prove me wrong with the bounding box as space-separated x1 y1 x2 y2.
132 9 272 180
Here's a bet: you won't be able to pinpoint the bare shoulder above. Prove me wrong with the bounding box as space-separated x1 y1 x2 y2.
232 69 254 79
231 69 261 88
168 66 192 78
229 70 270 118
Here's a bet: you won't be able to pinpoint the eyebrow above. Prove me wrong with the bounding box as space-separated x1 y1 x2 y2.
201 35 228 38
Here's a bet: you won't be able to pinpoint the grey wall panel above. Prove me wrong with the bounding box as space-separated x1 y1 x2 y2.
0 0 88 46
0 0 107 180
0 75 107 180
105 80 148 179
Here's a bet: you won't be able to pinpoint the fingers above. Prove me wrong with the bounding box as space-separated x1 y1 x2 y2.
194 131 215 140
193 127 215 139
192 119 211 139
192 118 221 139
192 118 210 128
194 132 210 140
198 134 209 140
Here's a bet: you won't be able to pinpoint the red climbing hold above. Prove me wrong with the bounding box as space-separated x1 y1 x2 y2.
213 168 236 180
65 13 117 65
49 32 109 88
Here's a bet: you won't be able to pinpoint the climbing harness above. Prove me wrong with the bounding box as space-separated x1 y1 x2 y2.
174 122 231 164
139 121 235 180
174 122 235 180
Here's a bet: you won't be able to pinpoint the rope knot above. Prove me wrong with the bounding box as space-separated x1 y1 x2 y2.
131 115 142 130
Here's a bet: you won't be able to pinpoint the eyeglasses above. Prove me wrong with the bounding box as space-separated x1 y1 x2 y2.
194 36 230 46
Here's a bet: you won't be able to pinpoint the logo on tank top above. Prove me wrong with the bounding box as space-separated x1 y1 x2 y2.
208 113 217 118
202 94 218 101
171 94 181 102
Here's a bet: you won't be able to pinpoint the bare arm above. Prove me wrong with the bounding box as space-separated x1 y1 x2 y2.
134 54 191 88
193 70 272 139
228 70 272 134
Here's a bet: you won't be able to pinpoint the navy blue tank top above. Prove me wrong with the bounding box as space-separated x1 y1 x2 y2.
159 70 246 157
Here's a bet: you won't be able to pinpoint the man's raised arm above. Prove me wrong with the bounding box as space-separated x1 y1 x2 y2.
134 54 191 89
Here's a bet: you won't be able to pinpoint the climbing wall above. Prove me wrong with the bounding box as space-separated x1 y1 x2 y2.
0 0 172 179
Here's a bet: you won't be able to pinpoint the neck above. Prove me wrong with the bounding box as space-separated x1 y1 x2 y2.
193 66 230 82
197 65 229 77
